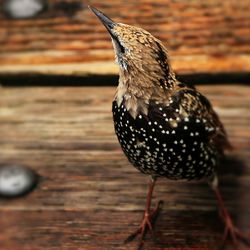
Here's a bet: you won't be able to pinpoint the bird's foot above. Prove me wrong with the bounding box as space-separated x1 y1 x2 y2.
220 211 250 249
124 200 163 250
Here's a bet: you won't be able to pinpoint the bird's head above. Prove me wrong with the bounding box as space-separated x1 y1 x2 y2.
89 6 176 88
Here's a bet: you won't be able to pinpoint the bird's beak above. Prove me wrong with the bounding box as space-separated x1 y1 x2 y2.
89 6 125 56
88 6 116 35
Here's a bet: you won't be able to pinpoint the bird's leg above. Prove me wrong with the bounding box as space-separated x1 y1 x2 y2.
209 175 250 248
125 176 163 249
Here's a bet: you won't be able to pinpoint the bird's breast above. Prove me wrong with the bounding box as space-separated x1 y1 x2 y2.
112 98 218 180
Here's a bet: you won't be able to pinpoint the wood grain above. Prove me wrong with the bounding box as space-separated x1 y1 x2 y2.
0 85 250 250
1 0 250 76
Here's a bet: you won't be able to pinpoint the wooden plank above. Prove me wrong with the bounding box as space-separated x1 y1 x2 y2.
0 85 250 249
0 0 250 75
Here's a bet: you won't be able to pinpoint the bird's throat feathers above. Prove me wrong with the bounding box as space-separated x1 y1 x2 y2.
115 39 178 119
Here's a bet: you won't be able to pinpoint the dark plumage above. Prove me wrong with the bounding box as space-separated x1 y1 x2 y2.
90 6 249 249
113 90 224 181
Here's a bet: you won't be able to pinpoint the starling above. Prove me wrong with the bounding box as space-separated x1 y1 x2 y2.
89 6 249 249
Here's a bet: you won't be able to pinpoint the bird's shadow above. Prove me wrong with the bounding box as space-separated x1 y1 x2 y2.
152 154 249 249
218 154 248 177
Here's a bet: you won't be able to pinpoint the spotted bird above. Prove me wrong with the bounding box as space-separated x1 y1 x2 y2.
89 6 249 249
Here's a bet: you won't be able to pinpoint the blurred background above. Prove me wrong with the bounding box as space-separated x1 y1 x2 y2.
0 0 249 82
0 1 249 250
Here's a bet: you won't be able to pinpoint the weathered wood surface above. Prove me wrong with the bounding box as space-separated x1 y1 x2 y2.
0 85 250 250
0 0 250 76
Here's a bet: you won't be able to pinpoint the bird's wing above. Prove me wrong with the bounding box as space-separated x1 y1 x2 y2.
173 88 232 153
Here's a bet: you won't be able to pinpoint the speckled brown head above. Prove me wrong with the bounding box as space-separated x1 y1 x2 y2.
89 6 178 117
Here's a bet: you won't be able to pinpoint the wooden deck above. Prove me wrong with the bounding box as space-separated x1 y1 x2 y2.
0 84 249 250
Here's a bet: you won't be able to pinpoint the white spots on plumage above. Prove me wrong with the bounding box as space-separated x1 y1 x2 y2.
211 158 216 166
177 155 182 161
138 115 142 119
135 140 145 148
190 132 194 136
170 119 178 128
162 165 168 171
175 109 179 113
206 126 215 132
196 119 200 123
113 101 217 180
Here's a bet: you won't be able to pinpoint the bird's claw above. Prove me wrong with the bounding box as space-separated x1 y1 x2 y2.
220 213 250 249
124 200 163 250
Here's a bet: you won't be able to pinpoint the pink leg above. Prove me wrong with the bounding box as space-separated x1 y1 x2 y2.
212 183 250 248
125 176 163 249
